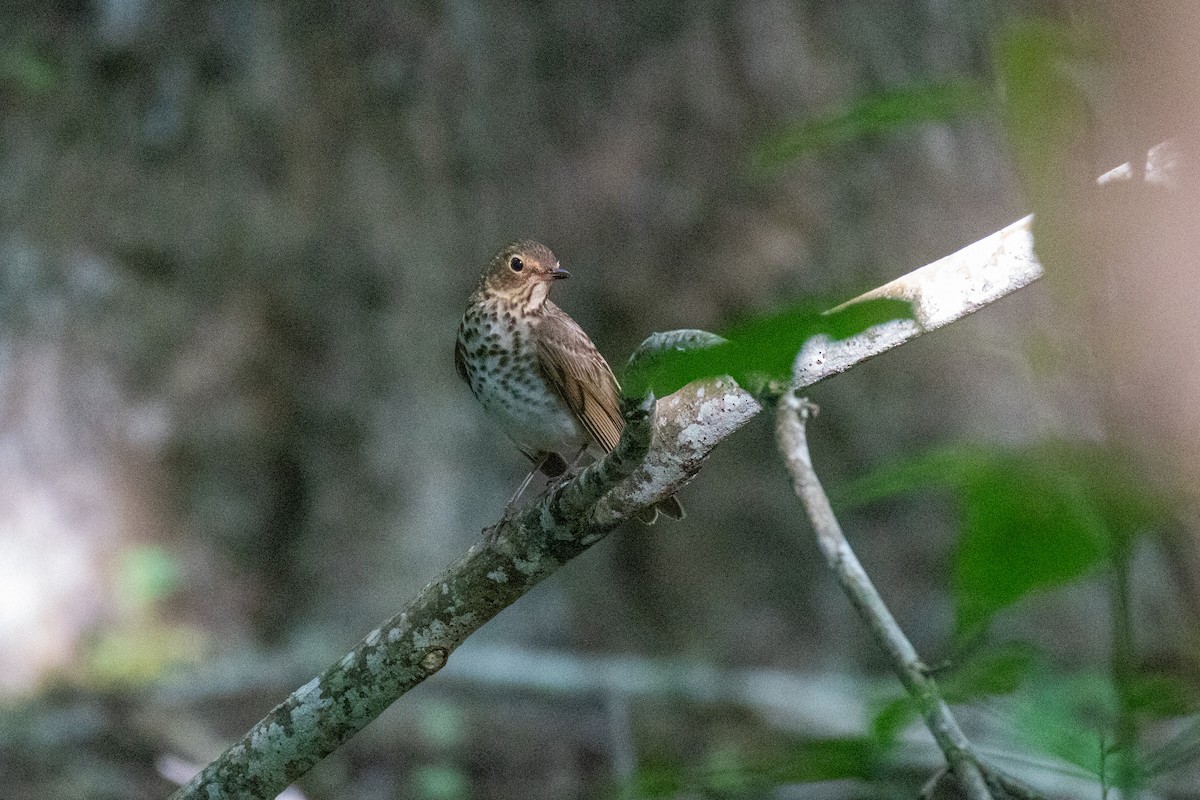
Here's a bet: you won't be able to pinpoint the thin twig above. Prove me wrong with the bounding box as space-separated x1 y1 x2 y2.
1109 541 1142 799
921 766 949 799
775 393 993 800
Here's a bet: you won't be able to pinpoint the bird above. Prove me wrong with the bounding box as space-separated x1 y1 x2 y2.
455 240 684 528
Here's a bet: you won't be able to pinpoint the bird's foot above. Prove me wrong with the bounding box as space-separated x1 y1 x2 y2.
551 466 582 490
482 502 522 544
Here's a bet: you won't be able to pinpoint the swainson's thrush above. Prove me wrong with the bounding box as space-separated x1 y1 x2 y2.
456 240 684 526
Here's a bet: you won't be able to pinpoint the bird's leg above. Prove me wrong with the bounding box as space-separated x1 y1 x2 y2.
484 453 552 542
483 447 590 542
504 463 543 514
537 451 570 478
552 445 589 487
527 448 586 492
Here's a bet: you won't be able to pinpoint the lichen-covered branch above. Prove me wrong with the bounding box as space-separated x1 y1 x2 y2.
794 215 1041 385
775 394 994 800
170 216 1045 799
170 389 761 799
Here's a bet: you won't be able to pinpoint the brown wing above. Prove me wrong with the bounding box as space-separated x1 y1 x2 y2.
534 303 624 452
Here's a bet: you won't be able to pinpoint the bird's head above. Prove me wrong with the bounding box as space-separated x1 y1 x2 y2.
479 240 570 309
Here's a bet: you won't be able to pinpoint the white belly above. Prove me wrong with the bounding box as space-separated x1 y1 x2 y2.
480 382 586 455
460 311 588 457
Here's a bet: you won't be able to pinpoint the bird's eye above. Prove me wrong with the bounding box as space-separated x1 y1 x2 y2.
509 256 524 272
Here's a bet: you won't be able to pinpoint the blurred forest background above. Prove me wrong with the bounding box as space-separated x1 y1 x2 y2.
2 1 1199 798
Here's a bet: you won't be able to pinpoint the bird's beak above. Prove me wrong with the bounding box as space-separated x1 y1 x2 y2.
548 264 571 280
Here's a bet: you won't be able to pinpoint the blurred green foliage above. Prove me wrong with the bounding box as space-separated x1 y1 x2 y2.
1000 665 1196 787
3 0 1189 794
941 640 1040 701
752 80 992 172
118 545 183 609
0 41 58 96
868 656 1198 792
643 16 1183 796
411 764 470 800
85 625 205 687
626 736 883 798
871 641 1039 747
996 20 1104 201
843 435 1193 794
843 440 1172 636
996 18 1110 298
621 297 913 399
1009 671 1135 784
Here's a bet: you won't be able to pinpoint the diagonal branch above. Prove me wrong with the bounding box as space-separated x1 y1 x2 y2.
776 394 994 800
169 389 761 800
794 214 1040 385
169 215 1045 799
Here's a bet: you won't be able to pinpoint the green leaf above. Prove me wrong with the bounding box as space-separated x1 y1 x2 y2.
837 445 994 507
624 738 883 798
622 298 914 398
941 641 1040 701
870 696 920 748
770 737 882 783
625 329 727 372
1006 672 1141 785
954 452 1109 635
631 759 685 798
956 442 1172 634
845 441 1172 635
1123 672 1196 721
753 79 992 171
